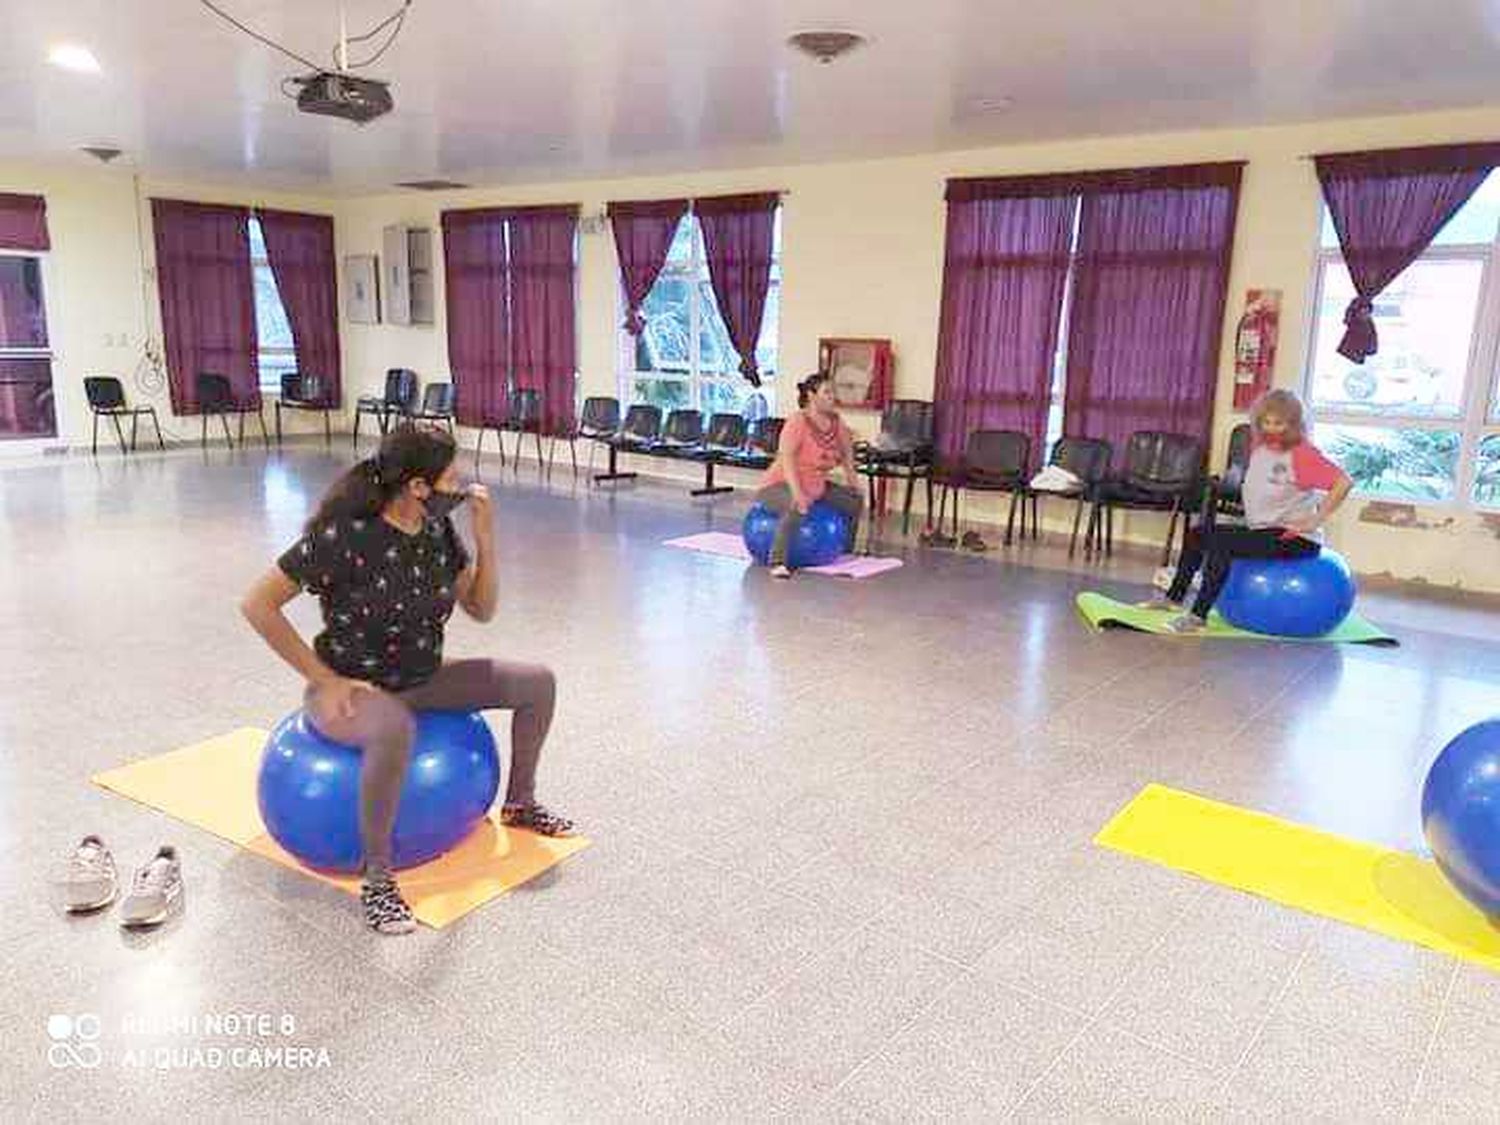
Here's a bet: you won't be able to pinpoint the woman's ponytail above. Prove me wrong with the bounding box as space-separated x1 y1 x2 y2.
797 371 833 409
303 424 458 532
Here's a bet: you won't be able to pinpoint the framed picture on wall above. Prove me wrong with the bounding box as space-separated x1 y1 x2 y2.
344 255 380 325
818 337 893 411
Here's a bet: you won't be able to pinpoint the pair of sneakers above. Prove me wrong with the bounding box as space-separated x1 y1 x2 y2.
62 836 183 928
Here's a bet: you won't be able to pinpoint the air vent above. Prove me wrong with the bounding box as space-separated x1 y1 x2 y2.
395 179 471 192
786 29 866 64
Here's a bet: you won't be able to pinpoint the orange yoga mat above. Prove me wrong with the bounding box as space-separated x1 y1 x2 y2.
91 728 590 928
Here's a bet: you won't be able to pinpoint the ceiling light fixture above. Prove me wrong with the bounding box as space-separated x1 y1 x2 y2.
971 96 1015 113
48 43 101 74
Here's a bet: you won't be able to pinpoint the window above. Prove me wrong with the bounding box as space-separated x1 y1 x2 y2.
620 209 780 416
0 253 55 439
1305 173 1500 504
249 218 297 393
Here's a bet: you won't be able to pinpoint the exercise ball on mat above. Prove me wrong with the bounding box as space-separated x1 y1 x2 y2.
742 500 850 568
257 709 501 873
1216 548 1356 638
1422 719 1500 918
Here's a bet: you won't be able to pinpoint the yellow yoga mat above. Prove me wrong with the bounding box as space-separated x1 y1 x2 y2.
91 728 590 929
1096 784 1500 972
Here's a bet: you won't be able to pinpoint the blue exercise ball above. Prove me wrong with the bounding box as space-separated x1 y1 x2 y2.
257 709 500 873
742 500 851 568
1422 719 1500 917
1217 548 1355 638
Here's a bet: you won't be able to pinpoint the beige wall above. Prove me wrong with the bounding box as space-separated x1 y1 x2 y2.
6 103 1500 588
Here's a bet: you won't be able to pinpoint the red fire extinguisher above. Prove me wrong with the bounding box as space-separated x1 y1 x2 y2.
1233 289 1280 410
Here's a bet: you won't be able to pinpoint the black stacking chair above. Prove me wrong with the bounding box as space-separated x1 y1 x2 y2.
1203 423 1252 522
686 412 747 496
1090 431 1205 564
649 409 704 457
728 416 785 471
354 368 418 449
501 388 547 469
595 404 662 484
196 372 268 450
274 372 334 447
856 399 937 536
411 382 455 433
934 430 1033 546
83 376 164 456
1025 437 1113 558
572 396 621 478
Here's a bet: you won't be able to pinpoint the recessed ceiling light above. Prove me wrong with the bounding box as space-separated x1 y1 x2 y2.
971 96 1015 113
786 30 866 64
48 43 101 74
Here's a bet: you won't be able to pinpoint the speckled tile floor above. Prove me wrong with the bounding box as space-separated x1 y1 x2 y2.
2 443 1498 1123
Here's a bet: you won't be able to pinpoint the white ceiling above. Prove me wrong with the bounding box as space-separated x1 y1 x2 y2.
5 0 1500 194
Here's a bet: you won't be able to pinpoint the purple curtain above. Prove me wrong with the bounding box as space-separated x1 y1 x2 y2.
1315 143 1500 363
0 257 48 349
696 192 779 387
932 190 1075 466
442 208 511 427
509 205 579 435
152 199 258 414
1062 164 1243 456
608 198 688 334
0 193 49 251
259 209 342 407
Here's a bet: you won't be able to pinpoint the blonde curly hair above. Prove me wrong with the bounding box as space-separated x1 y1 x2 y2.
1249 388 1307 445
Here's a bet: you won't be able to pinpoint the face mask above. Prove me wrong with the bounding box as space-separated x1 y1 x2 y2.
422 488 466 522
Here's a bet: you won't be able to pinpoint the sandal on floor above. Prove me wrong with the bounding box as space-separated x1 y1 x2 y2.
501 802 576 837
961 531 989 552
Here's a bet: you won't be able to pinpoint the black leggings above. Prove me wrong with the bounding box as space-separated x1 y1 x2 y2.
1168 517 1319 618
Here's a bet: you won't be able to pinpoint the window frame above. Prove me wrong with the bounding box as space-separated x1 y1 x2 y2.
1303 222 1500 509
616 209 780 415
0 248 59 442
248 217 298 394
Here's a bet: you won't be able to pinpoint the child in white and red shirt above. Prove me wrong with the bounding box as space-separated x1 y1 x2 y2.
1149 389 1353 633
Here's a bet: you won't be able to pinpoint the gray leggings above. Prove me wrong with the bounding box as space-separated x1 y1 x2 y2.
305 658 556 874
755 482 864 564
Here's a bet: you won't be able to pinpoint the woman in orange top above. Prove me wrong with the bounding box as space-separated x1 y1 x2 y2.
755 372 864 578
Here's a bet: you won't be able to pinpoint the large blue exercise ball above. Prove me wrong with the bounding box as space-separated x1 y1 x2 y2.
742 500 851 568
1422 720 1500 917
1217 548 1356 638
257 709 501 873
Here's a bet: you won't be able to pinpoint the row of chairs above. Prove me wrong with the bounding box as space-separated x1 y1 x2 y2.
934 425 1252 562
571 398 784 494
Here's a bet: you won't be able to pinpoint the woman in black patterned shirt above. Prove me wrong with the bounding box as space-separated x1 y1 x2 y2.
241 426 572 935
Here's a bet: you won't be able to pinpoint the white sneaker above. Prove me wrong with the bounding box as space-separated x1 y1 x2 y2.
770 565 793 580
120 845 183 928
62 835 118 913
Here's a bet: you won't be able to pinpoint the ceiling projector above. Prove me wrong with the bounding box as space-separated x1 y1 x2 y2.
292 72 394 124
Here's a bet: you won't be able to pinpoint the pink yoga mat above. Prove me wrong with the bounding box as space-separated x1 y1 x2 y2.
664 533 903 579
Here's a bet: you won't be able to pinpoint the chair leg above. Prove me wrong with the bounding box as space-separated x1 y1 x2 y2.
221 414 235 448
1004 490 1020 546
323 409 332 447
275 403 284 446
534 430 545 469
352 408 362 450
474 428 486 474
901 474 915 536
128 411 139 453
200 413 208 451
1030 493 1040 540
257 408 270 450
1068 496 1085 558
106 412 125 454
149 409 165 451
569 438 578 477
91 412 100 457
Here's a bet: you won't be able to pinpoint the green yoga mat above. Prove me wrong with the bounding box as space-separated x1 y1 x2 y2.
1076 592 1398 646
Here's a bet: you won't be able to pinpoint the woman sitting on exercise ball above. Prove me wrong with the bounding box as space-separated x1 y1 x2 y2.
240 425 572 935
1144 388 1353 632
755 372 864 578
